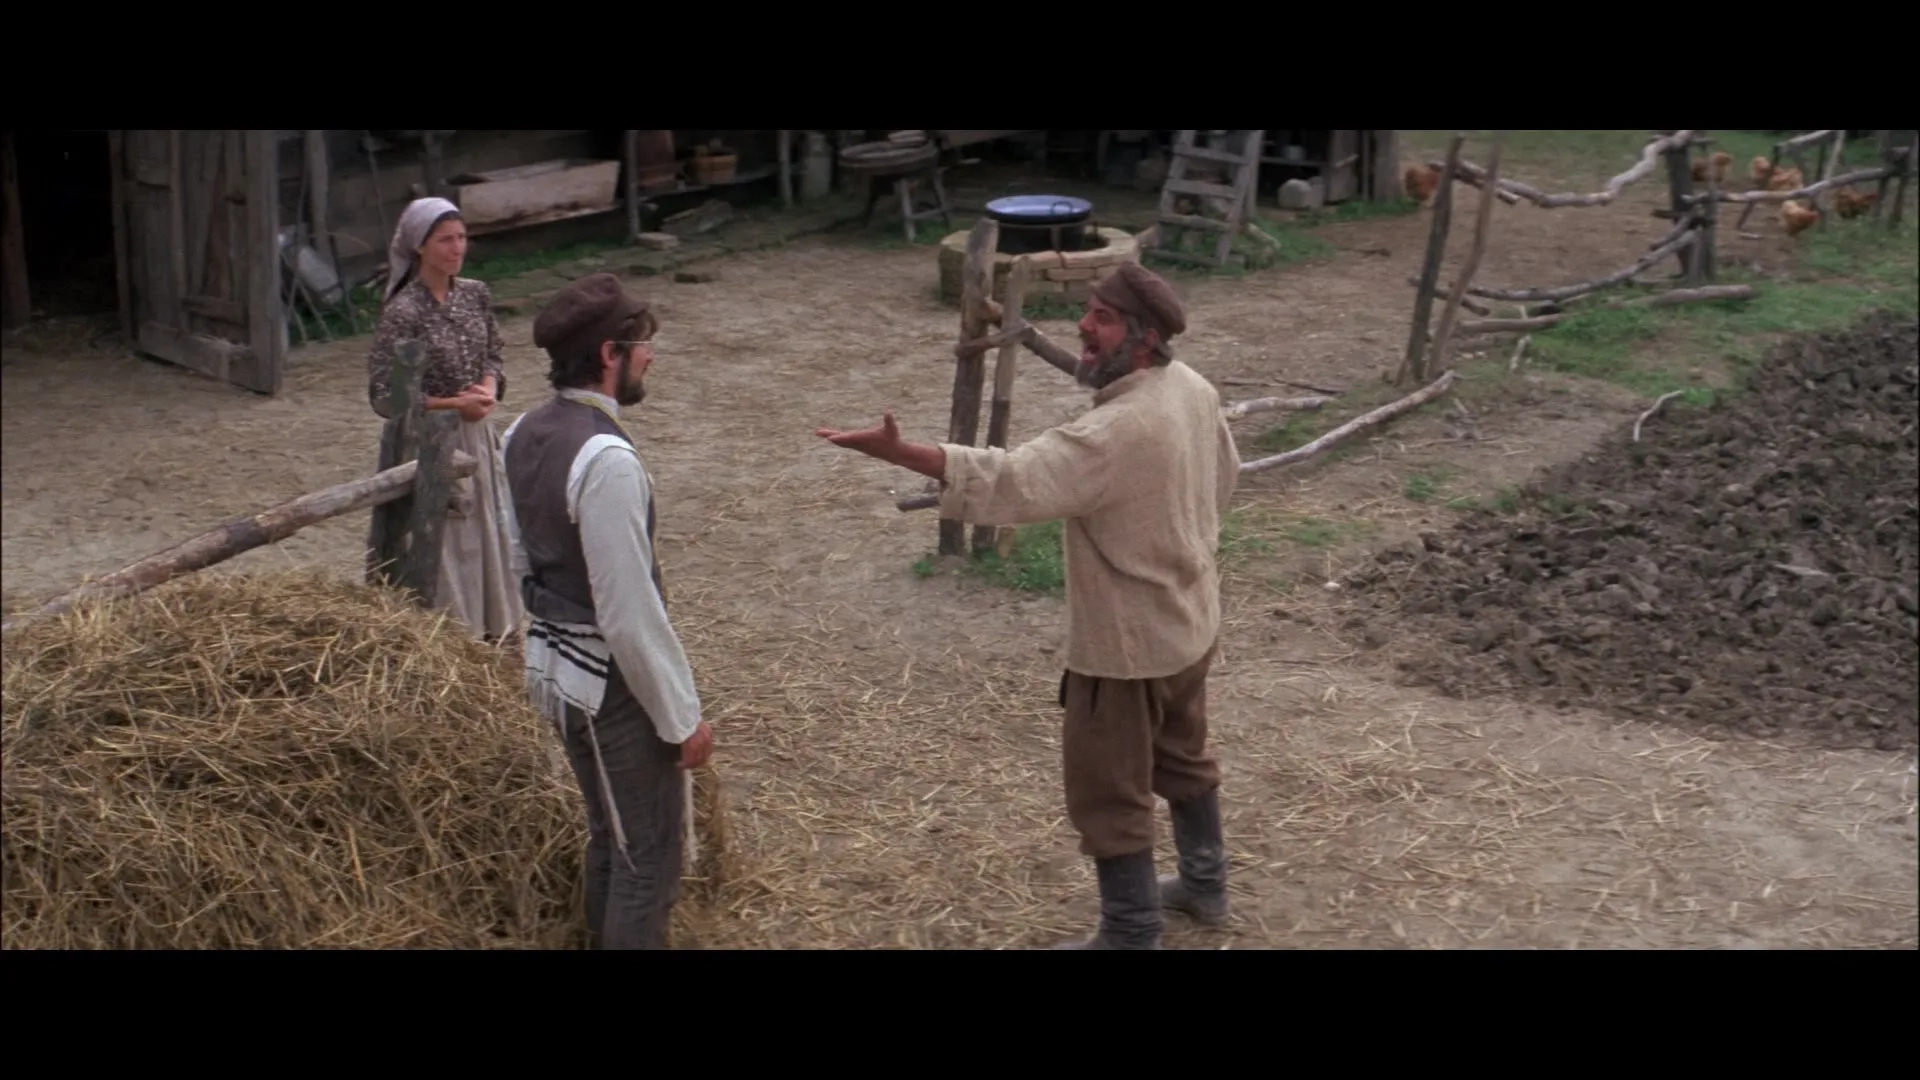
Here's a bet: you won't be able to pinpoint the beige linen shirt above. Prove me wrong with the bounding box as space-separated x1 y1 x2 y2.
938 360 1240 680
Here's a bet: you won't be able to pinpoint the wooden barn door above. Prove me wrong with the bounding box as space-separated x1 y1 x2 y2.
110 130 284 395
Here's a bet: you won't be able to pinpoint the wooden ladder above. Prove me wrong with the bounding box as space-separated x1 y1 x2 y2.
1151 130 1264 268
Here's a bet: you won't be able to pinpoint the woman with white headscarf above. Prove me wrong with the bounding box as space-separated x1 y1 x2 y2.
365 196 524 643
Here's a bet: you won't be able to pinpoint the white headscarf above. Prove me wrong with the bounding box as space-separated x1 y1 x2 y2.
384 196 461 303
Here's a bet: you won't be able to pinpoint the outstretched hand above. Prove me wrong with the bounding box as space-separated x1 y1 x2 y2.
816 411 904 462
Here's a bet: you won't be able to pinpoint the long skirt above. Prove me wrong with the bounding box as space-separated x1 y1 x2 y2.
368 414 525 641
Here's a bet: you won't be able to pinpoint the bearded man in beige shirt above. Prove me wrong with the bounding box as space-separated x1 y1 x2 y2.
817 262 1240 950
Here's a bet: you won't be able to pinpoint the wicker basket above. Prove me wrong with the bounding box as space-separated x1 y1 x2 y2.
692 151 737 186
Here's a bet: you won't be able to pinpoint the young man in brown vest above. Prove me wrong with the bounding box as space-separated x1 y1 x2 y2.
500 272 714 950
817 262 1240 949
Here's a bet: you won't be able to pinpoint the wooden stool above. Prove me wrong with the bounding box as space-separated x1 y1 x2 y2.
862 164 954 242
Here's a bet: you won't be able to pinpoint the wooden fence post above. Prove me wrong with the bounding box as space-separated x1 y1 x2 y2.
1889 131 1915 230
1661 133 1703 283
1396 133 1464 386
1427 132 1505 380
1693 134 1718 281
974 255 1032 557
367 339 458 606
942 218 999 557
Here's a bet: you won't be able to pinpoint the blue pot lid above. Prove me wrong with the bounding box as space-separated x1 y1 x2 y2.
986 194 1092 219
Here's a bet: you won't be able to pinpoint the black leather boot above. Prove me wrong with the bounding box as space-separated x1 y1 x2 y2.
1052 849 1164 950
1159 788 1229 926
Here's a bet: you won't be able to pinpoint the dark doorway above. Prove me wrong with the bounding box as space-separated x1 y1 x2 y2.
15 129 118 321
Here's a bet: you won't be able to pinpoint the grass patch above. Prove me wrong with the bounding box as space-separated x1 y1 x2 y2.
966 519 1068 593
1526 216 1917 398
1288 196 1423 226
1252 409 1336 454
1218 508 1279 563
1143 217 1338 280
1276 517 1368 548
1402 463 1465 504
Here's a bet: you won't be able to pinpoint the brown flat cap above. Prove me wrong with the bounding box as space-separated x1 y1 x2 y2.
532 272 651 359
1092 262 1186 340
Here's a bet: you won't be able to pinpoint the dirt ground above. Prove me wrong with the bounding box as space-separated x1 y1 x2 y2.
3 150 1914 949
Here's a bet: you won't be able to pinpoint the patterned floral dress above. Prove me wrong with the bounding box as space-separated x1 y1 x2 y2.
366 276 525 640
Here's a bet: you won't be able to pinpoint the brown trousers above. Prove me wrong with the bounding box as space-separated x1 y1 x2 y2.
1060 646 1222 859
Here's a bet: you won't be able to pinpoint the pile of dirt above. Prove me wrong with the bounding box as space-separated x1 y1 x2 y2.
1342 310 1918 752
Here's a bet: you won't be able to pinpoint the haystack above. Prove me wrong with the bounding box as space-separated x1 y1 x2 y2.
1 570 732 949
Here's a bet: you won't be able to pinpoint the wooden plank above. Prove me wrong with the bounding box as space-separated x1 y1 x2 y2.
1369 130 1402 204
107 130 134 344
624 130 642 242
1218 130 1262 265
185 130 222 301
0 130 27 331
1155 131 1196 220
1163 177 1239 201
450 157 620 227
130 149 171 330
138 320 246 381
192 133 234 338
182 295 245 324
223 131 248 318
1327 130 1359 203
778 129 793 208
131 158 170 189
1359 128 1373 201
168 131 188 310
242 129 283 396
466 202 626 237
304 130 335 274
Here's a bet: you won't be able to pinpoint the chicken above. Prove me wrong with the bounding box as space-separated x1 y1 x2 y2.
1834 187 1878 219
1404 162 1442 206
1691 150 1733 185
1779 199 1820 236
1750 156 1775 188
1767 165 1805 193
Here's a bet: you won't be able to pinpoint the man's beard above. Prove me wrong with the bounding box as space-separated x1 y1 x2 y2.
614 353 647 406
1076 328 1148 389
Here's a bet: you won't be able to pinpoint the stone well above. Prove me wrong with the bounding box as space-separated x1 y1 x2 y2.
936 226 1140 308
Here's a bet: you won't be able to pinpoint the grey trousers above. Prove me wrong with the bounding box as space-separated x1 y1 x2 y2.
559 668 685 950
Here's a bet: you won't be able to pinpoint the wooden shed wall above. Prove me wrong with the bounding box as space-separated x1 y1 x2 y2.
284 129 791 282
